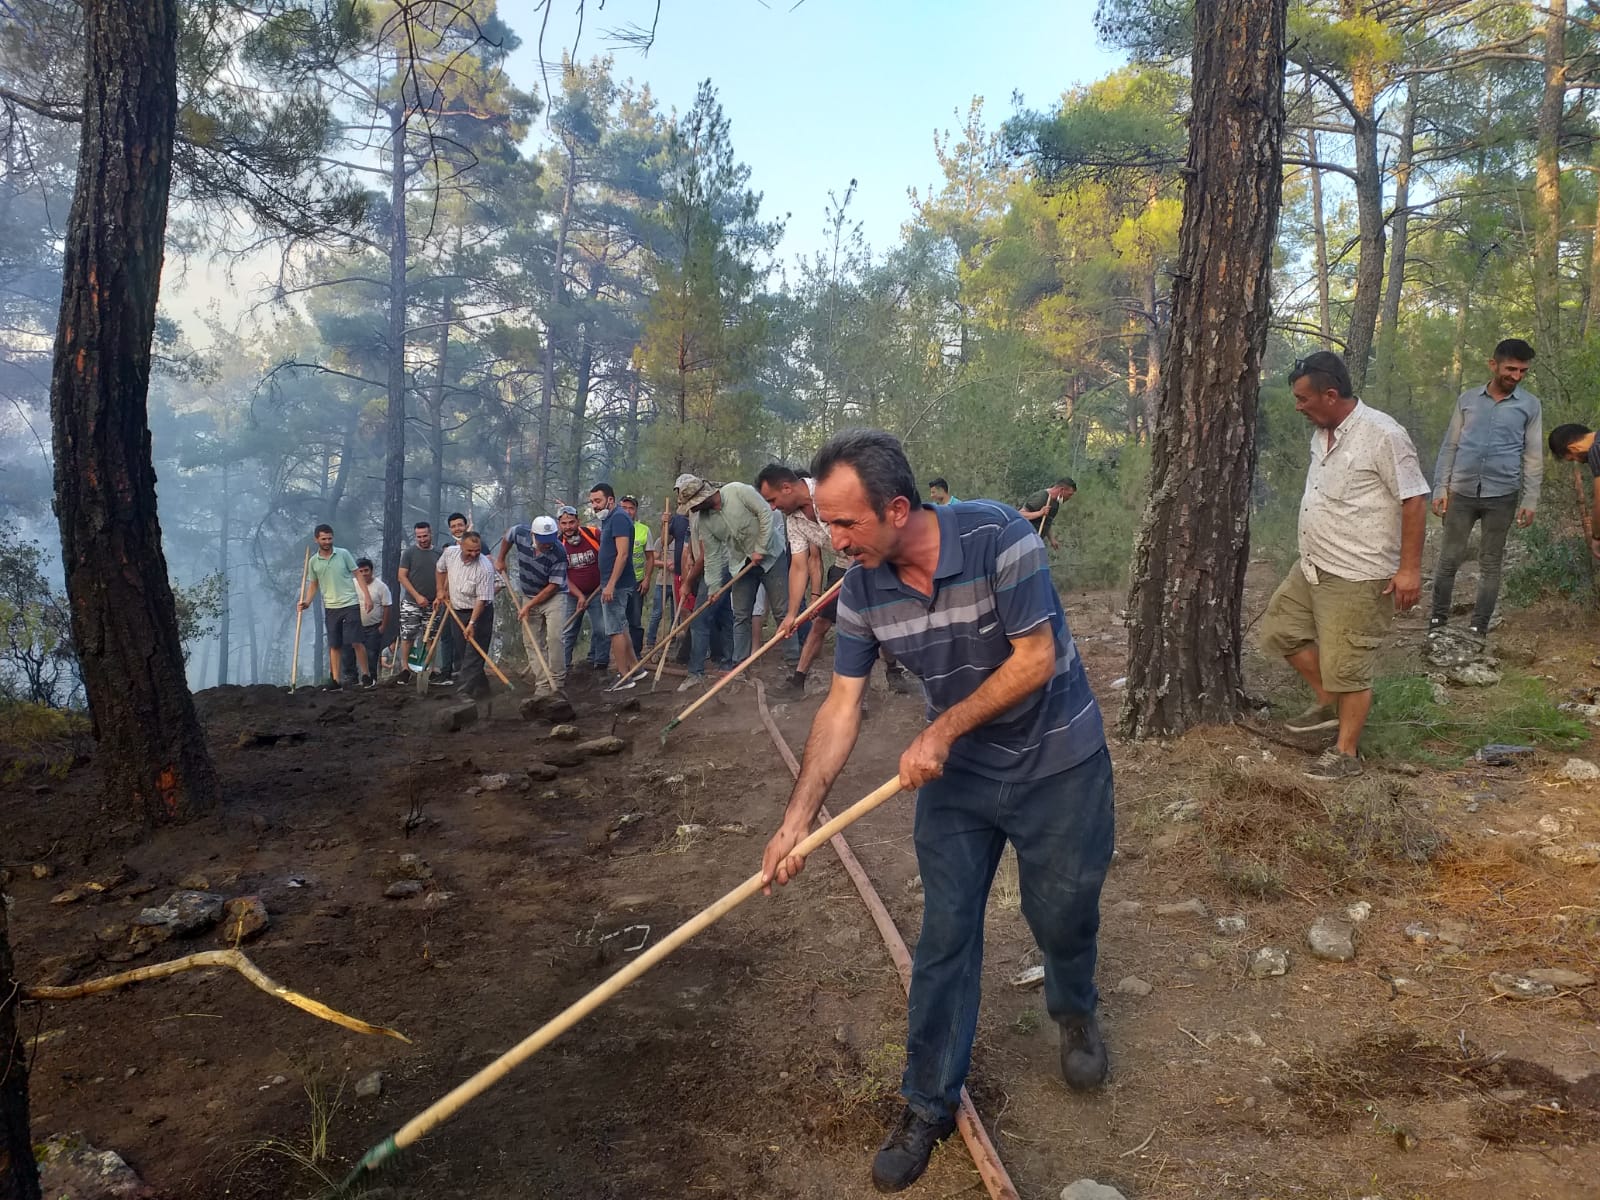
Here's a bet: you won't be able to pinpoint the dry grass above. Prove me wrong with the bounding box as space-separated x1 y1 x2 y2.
1422 841 1600 961
1197 761 1447 898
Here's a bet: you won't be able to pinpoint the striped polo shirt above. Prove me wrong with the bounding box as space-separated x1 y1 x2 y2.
834 500 1105 782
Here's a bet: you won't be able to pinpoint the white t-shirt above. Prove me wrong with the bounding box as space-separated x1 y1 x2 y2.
359 579 392 627
1298 400 1430 582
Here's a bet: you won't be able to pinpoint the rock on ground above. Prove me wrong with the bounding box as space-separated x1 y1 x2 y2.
1489 972 1557 1000
1447 661 1502 687
37 1132 148 1199
1559 758 1600 782
384 880 424 899
1061 1182 1128 1200
1521 967 1594 990
436 702 478 732
355 1070 384 1099
1154 898 1207 918
520 694 576 723
132 891 226 939
1247 947 1290 978
577 736 626 756
1306 915 1357 962
219 896 269 942
1114 976 1153 997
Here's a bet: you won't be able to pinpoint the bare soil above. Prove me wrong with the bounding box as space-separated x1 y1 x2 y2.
3 570 1597 1199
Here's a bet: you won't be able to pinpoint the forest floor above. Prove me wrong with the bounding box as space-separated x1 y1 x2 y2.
3 563 1598 1200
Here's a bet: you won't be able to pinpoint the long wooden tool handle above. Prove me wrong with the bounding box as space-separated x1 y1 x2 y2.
614 559 758 688
289 546 311 690
444 602 514 688
666 576 844 732
499 572 559 692
379 774 904 1154
650 580 679 688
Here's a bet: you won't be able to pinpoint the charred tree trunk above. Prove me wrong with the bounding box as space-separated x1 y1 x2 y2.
565 318 594 503
538 140 577 506
1305 121 1332 346
49 0 219 823
215 459 230 687
1535 0 1567 371
0 899 40 1200
1120 0 1286 740
382 101 408 596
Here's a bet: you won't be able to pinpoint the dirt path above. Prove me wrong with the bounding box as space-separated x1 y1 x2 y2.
3 581 1598 1199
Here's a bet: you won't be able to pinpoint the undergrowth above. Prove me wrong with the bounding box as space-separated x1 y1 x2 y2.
0 699 90 783
1361 674 1586 765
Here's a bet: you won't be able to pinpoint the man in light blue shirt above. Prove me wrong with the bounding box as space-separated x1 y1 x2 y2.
1429 337 1541 635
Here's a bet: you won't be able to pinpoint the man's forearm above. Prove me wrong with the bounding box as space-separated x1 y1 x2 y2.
928 628 1055 746
786 552 807 621
1399 496 1427 569
779 682 865 832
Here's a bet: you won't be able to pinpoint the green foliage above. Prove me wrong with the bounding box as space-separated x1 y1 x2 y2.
1361 674 1586 765
173 573 227 659
0 524 75 707
1501 522 1594 606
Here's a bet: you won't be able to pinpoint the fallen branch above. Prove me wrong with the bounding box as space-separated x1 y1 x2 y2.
24 947 410 1043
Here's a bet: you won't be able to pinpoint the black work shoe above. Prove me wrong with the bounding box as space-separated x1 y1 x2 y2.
360 674 376 690
319 680 342 693
1058 1011 1109 1092
783 670 806 694
870 1105 956 1193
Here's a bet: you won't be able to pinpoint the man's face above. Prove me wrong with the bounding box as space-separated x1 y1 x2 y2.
620 499 637 520
1491 357 1530 393
356 565 374 585
414 526 432 549
815 466 909 569
929 485 949 505
449 517 467 540
1292 377 1348 429
460 540 480 562
759 480 805 515
315 530 334 552
558 513 579 537
1056 485 1076 503
589 489 613 514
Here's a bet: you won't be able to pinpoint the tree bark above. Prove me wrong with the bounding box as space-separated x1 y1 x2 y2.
1374 75 1417 404
1120 0 1286 740
1344 54 1385 393
382 100 408 600
48 0 219 823
565 317 594 503
538 139 577 506
1535 0 1567 369
0 899 40 1200
1306 123 1332 346
215 459 230 687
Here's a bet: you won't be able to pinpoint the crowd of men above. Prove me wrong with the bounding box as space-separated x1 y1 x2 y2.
285 340 1563 1191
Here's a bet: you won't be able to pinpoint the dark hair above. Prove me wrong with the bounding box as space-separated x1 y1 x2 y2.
1288 350 1353 399
460 530 483 546
1055 477 1076 490
1549 422 1591 459
355 556 374 570
1494 337 1536 364
620 495 638 507
447 512 467 526
314 523 334 537
811 429 920 518
927 477 949 492
414 521 431 531
589 482 615 500
756 463 803 490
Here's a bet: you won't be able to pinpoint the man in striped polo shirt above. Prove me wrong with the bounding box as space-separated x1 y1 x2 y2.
760 430 1113 1193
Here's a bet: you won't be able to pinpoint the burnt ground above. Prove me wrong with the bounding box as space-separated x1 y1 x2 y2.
3 566 1598 1200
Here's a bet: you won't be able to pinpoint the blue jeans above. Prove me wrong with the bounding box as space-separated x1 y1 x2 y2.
647 581 674 645
902 748 1114 1120
562 594 609 671
626 588 645 655
688 571 735 676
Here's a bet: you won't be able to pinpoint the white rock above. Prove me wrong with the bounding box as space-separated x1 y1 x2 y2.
1061 1182 1128 1200
355 1070 383 1098
1010 964 1045 989
1344 901 1373 923
1489 972 1557 1000
1154 898 1208 918
477 773 515 791
1306 916 1356 962
1522 967 1594 990
1537 814 1564 834
1160 798 1201 822
1390 976 1429 998
1559 758 1600 782
1215 915 1247 935
1114 975 1153 997
1540 842 1600 865
1109 677 1127 690
1108 899 1143 918
1247 947 1289 978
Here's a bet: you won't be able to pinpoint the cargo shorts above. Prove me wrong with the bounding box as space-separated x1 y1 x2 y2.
1258 559 1392 693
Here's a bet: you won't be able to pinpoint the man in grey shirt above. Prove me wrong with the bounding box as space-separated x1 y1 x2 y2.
1429 338 1541 636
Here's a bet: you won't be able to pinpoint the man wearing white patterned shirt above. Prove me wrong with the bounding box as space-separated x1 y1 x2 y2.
435 531 498 699
1260 351 1429 781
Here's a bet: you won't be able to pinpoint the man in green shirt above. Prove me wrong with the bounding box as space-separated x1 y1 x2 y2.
297 523 374 690
1020 478 1075 550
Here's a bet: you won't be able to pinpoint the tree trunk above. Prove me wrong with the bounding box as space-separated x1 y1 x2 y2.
382 101 408 598
243 572 259 684
215 459 230 687
1120 0 1286 740
1535 0 1567 369
538 140 577 506
565 319 594 503
48 0 219 823
1344 56 1385 393
0 900 40 1200
1374 75 1417 404
428 289 452 542
1584 166 1600 340
1306 122 1332 346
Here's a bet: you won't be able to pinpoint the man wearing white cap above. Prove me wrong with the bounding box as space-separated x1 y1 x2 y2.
676 472 799 679
497 514 569 695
